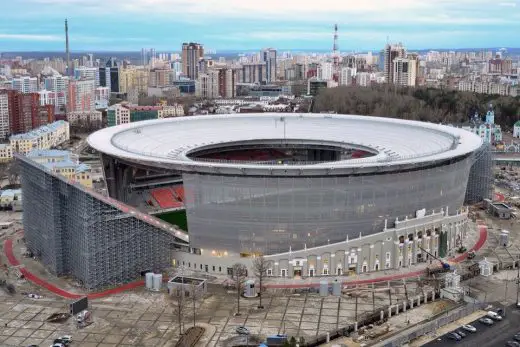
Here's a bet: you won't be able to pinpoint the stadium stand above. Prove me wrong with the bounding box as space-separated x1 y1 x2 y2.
151 186 184 209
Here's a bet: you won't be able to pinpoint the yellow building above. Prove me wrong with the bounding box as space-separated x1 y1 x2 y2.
27 149 92 188
6 120 70 158
0 144 13 163
157 104 185 118
119 67 149 94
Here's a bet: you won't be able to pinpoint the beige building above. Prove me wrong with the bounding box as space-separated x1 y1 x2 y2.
196 70 220 99
0 121 70 161
27 149 92 188
119 67 149 94
158 105 184 118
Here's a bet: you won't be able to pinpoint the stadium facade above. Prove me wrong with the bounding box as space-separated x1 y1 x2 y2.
17 154 188 290
85 113 484 278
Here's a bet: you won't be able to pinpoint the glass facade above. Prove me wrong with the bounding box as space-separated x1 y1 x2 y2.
183 156 473 255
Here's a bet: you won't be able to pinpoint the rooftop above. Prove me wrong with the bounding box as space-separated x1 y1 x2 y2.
10 121 68 141
88 113 483 177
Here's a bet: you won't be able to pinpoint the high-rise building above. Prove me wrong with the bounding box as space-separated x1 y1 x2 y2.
182 42 204 79
109 67 120 93
339 67 354 86
98 67 111 91
195 70 219 99
5 91 42 134
148 69 171 88
393 56 419 87
119 67 149 93
74 66 99 86
12 77 38 93
384 43 406 84
317 62 334 81
218 68 236 98
240 63 267 84
392 58 409 86
67 79 95 113
44 75 69 113
261 48 277 83
0 91 10 138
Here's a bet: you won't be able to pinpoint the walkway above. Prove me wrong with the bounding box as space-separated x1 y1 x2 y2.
2 225 488 299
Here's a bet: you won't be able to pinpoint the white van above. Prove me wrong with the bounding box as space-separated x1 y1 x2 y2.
486 311 503 320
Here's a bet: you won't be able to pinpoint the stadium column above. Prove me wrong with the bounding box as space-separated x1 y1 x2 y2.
102 154 134 203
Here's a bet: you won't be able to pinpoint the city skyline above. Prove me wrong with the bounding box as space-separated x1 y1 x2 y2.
1 0 519 52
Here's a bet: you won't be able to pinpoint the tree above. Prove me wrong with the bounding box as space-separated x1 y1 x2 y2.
189 281 204 328
230 263 248 316
253 255 272 309
165 286 187 335
7 161 20 187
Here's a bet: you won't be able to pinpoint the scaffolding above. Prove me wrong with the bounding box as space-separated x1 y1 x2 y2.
465 143 494 204
17 154 187 291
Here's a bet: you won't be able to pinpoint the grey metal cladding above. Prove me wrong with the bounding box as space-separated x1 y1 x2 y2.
183 156 473 255
18 156 175 290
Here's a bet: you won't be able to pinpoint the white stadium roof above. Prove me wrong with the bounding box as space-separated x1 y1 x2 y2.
88 113 483 176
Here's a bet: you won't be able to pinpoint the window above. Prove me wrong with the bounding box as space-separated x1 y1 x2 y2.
267 269 272 276
322 268 329 275
218 266 221 272
386 252 391 261
212 266 215 271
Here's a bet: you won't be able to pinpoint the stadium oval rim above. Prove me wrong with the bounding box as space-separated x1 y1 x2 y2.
87 113 483 176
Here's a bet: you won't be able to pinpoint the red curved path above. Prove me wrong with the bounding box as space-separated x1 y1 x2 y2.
3 225 487 298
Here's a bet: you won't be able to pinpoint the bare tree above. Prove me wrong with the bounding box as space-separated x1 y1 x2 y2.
189 281 204 328
230 263 248 316
165 270 188 335
253 255 272 309
165 286 187 335
7 161 20 187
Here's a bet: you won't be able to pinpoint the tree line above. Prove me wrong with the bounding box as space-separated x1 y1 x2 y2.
313 85 520 131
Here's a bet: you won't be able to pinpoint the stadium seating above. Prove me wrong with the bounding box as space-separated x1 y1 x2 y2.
172 186 184 202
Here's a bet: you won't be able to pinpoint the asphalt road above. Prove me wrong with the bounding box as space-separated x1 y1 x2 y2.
423 304 520 347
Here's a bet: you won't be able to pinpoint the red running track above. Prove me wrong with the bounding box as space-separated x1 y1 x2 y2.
3 238 147 299
3 225 488 297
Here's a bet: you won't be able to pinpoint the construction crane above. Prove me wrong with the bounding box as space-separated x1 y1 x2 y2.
419 247 451 270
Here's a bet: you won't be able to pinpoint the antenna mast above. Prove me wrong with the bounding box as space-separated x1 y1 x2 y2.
65 19 70 76
332 24 340 82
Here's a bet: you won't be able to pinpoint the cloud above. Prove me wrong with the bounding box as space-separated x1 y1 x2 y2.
0 33 62 41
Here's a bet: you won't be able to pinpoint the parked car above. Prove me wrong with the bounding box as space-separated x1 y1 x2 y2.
487 311 503 320
236 326 250 335
456 330 466 338
461 324 477 332
505 341 520 347
496 308 505 315
58 336 71 345
447 332 461 341
479 317 494 325
514 334 520 342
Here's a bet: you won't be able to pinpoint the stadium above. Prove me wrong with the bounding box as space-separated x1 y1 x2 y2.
83 113 484 278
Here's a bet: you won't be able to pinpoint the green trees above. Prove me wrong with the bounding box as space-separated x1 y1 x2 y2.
313 85 520 131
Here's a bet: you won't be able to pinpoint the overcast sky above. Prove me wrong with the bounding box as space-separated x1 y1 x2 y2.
1 0 519 52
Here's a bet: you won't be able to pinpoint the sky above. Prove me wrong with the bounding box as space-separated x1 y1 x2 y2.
1 0 519 52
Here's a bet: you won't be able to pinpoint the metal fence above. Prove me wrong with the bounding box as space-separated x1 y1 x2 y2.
371 303 482 347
